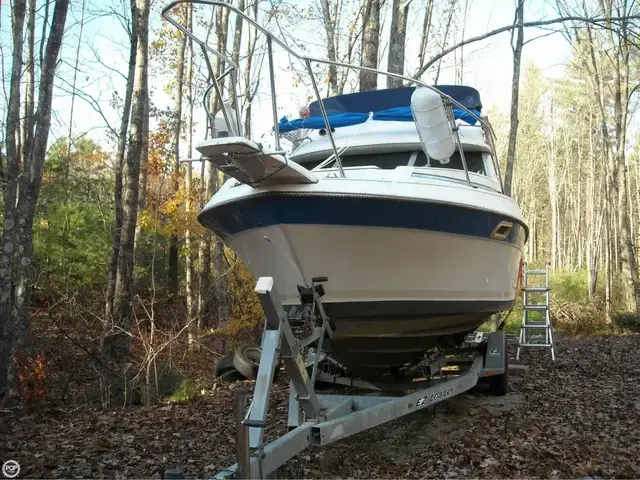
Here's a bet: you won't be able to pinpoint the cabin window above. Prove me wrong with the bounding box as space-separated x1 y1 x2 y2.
308 150 490 176
413 151 485 174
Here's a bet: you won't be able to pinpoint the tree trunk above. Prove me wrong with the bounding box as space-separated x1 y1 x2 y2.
320 0 339 94
503 0 524 197
169 18 188 299
0 0 27 399
548 137 558 272
104 0 149 360
433 0 457 85
586 116 598 297
386 0 410 88
617 154 639 312
242 1 259 139
106 4 138 320
198 161 215 330
185 4 197 348
359 0 380 92
21 0 36 172
417 0 434 76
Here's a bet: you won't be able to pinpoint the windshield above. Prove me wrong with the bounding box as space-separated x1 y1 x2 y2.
306 150 490 176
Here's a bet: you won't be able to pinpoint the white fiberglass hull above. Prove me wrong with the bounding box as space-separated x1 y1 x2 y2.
198 168 527 373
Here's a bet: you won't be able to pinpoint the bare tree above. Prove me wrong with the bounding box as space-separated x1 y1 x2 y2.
169 7 188 299
319 0 339 93
359 0 380 91
106 2 139 320
503 0 524 197
386 0 411 88
0 0 27 399
0 0 70 401
104 0 150 360
242 0 260 138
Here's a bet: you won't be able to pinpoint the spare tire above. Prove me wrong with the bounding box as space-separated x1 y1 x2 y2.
215 354 235 376
233 345 262 380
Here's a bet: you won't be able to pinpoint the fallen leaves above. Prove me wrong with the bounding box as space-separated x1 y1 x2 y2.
1 334 639 478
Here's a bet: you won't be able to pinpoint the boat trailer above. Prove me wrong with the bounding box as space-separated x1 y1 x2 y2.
204 276 509 479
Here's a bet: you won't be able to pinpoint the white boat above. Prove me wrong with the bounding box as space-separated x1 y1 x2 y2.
196 85 527 376
167 3 528 377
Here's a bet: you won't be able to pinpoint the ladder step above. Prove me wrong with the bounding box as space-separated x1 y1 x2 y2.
521 324 549 329
523 304 548 310
522 287 550 292
525 270 547 275
519 343 553 348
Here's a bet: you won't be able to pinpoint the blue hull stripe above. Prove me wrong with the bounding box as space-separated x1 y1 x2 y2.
198 193 528 246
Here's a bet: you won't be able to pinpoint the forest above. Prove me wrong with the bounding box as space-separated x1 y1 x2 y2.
1 0 640 412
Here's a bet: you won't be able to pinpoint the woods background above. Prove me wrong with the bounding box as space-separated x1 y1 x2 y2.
1 0 640 407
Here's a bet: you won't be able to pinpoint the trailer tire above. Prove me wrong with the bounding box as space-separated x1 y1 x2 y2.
215 355 244 381
488 346 509 396
215 355 235 376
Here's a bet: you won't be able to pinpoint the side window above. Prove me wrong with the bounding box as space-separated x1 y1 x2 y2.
414 151 486 175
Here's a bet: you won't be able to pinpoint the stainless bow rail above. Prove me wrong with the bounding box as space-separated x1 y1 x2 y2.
161 0 504 191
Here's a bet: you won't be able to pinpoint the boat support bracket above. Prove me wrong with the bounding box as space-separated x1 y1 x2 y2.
211 276 508 479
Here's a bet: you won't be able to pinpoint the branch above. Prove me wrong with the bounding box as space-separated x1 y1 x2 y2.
412 14 640 79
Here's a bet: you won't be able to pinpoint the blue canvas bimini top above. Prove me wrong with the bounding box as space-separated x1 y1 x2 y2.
278 106 480 134
278 85 482 133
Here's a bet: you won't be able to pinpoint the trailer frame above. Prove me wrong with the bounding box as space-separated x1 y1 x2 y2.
212 276 508 479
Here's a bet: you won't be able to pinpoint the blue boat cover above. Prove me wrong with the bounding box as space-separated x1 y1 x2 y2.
278 112 369 133
372 106 480 125
277 106 479 133
308 85 482 116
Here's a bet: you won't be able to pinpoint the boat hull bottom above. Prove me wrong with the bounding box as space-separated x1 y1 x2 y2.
300 300 513 377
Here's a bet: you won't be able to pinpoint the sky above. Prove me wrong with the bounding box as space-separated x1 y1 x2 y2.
0 0 575 158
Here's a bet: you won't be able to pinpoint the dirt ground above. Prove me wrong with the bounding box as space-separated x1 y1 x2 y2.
2 334 640 479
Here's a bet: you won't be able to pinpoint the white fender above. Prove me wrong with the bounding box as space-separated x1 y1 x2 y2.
410 87 456 162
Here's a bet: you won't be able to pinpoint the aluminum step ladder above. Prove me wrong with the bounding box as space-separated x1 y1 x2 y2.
517 263 556 361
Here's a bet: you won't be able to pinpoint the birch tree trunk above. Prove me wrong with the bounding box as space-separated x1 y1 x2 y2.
548 136 558 272
359 0 380 92
386 0 410 88
586 116 598 297
503 0 524 197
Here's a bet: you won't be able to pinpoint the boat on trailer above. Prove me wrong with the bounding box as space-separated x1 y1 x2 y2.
195 85 526 378
162 1 527 477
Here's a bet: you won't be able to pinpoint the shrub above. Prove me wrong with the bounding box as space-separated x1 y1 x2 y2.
550 297 609 335
15 351 47 408
612 312 640 333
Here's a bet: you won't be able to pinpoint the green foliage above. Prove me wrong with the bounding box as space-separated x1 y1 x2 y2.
34 137 114 293
550 270 589 302
167 378 200 402
612 312 640 333
482 269 635 337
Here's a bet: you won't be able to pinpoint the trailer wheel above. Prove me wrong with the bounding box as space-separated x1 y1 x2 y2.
215 355 235 375
215 355 244 381
488 346 509 396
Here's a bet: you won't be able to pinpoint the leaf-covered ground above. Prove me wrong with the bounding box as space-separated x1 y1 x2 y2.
2 334 640 479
